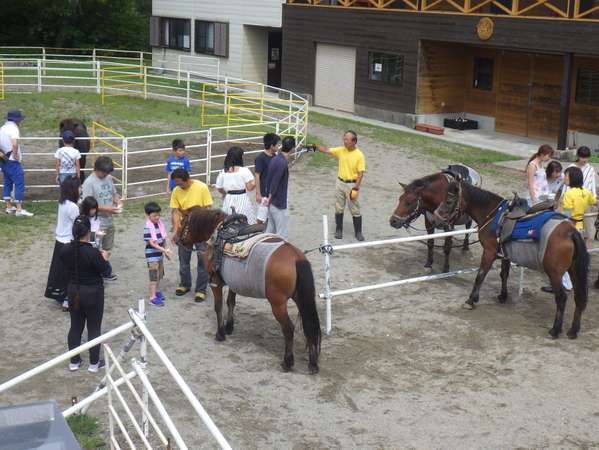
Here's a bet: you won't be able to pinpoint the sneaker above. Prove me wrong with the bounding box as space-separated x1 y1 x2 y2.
62 300 69 312
103 273 118 282
149 297 165 307
15 209 34 217
88 359 106 373
175 287 190 296
156 291 165 301
69 361 82 372
5 206 16 214
194 292 206 303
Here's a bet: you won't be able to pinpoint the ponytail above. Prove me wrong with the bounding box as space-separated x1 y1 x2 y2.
527 144 554 166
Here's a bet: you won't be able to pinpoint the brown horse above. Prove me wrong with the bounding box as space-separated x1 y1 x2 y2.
180 207 322 374
389 172 474 272
434 181 589 339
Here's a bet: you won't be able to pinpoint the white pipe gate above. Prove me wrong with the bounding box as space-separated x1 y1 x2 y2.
319 215 530 335
0 300 231 449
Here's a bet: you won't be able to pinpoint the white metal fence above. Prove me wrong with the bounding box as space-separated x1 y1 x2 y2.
0 300 231 449
0 47 309 201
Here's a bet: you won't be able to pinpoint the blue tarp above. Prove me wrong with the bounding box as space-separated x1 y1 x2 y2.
490 201 565 241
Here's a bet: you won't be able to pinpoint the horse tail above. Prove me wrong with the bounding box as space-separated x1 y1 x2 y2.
295 259 322 359
570 230 589 311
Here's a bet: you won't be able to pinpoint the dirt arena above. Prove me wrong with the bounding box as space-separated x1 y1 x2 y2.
3 122 599 448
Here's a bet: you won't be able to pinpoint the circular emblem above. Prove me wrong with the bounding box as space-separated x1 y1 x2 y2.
476 17 494 41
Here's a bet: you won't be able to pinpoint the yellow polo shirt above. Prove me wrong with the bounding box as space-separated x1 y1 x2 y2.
330 146 366 181
562 187 596 229
170 179 213 210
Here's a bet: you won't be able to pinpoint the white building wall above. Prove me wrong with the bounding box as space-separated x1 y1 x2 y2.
152 0 284 81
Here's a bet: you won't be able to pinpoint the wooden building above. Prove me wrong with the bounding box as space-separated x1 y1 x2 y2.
282 0 599 147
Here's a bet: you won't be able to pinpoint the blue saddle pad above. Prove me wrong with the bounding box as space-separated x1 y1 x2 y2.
490 202 564 241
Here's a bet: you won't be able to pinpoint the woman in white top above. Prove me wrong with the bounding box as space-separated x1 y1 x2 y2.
569 146 597 243
215 146 257 224
45 176 81 310
526 144 554 206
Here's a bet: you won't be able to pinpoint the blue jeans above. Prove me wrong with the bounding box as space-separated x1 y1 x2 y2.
178 242 208 293
1 160 25 202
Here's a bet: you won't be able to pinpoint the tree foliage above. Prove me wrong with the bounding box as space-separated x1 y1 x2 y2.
0 0 151 51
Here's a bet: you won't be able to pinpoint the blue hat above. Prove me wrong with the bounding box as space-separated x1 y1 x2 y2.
62 130 76 141
7 109 25 122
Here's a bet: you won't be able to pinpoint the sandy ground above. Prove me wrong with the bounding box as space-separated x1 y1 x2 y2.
2 123 599 449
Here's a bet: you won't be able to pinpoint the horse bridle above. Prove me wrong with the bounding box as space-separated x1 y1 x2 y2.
391 195 423 228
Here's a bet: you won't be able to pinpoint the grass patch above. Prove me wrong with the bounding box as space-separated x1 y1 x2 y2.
309 111 519 167
67 414 106 449
304 134 336 169
0 202 57 250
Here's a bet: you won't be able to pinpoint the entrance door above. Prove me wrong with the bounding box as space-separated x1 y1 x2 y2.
496 52 532 136
267 31 282 88
496 52 563 139
314 43 356 112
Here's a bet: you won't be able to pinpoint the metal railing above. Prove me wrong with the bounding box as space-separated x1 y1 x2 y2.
0 300 232 449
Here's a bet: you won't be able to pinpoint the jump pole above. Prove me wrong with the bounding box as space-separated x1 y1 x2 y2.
322 214 332 335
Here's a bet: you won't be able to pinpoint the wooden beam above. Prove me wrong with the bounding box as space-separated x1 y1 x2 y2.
558 53 573 150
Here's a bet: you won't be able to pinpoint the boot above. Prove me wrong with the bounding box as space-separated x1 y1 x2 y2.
353 216 365 241
334 213 343 239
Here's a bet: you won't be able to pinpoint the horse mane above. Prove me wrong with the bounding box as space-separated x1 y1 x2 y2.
405 173 445 192
186 207 225 243
461 182 504 205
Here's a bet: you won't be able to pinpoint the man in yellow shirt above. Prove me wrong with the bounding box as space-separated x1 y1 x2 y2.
169 168 213 303
315 130 366 241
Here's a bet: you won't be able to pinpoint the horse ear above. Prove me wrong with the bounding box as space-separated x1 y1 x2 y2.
398 181 407 189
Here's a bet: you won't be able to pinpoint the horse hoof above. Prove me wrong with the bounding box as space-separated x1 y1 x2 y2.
566 330 578 339
225 321 234 335
308 364 319 375
497 294 508 304
461 246 470 252
424 262 433 269
548 329 560 339
462 302 474 310
215 332 226 342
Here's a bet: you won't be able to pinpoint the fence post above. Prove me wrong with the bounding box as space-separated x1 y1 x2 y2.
294 104 300 145
36 59 42 93
206 129 212 185
96 60 101 94
139 51 144 77
223 76 228 114
177 55 181 84
143 66 148 100
106 349 115 446
138 299 150 438
186 71 190 108
322 214 332 335
92 48 97 64
122 138 128 200
260 84 265 122
275 122 280 136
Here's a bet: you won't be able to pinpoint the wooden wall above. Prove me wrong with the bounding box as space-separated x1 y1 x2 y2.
570 56 599 135
417 42 466 114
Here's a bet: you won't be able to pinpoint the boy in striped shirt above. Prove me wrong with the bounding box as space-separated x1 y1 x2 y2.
144 202 172 306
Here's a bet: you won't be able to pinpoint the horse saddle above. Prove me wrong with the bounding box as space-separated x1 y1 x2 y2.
212 210 266 276
496 195 556 246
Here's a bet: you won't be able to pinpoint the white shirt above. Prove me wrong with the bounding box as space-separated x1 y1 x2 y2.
215 167 254 192
0 121 21 162
55 146 81 174
55 200 80 244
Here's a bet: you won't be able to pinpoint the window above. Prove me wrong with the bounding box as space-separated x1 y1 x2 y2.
575 68 599 106
150 17 190 51
195 21 229 57
473 57 494 91
369 52 403 85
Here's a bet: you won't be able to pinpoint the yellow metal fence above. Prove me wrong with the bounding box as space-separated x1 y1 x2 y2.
100 64 146 105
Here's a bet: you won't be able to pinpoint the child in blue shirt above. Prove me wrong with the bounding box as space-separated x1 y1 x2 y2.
144 202 172 306
166 139 191 194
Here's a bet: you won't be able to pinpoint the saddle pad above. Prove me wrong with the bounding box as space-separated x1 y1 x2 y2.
491 202 564 241
224 233 281 259
220 240 285 299
503 218 566 270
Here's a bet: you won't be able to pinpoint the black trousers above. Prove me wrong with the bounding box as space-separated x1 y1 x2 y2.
67 284 104 365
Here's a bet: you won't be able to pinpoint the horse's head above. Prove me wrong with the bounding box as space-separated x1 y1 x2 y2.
60 118 90 153
179 207 225 248
434 180 463 227
390 174 448 229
